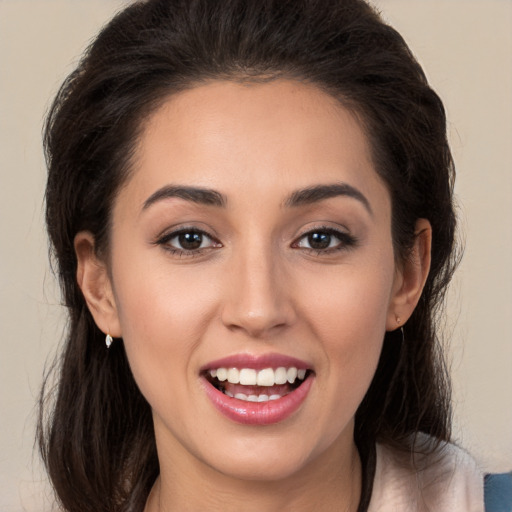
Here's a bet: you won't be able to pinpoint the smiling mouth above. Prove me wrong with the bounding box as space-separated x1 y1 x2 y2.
204 366 311 402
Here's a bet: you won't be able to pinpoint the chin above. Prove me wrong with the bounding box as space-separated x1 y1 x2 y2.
209 450 311 483
196 426 342 484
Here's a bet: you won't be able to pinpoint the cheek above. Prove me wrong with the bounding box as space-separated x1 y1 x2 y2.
302 262 394 343
113 253 220 337
110 258 222 400
299 258 394 402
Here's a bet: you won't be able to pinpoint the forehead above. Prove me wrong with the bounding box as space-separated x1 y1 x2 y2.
123 79 389 213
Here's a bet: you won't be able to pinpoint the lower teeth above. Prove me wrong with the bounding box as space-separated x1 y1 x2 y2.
224 391 282 402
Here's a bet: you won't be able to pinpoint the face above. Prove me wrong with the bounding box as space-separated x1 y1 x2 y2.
94 80 407 482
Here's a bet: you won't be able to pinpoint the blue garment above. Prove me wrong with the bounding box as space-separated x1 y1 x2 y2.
485 473 512 512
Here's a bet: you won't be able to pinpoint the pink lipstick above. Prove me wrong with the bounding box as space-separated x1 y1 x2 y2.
200 354 314 425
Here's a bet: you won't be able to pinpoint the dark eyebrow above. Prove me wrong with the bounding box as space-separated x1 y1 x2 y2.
284 183 373 215
142 185 226 210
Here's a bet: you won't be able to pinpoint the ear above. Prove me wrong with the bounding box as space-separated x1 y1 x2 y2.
386 219 432 331
74 231 122 338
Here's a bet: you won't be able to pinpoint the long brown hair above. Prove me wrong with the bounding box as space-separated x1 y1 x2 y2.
39 1 458 510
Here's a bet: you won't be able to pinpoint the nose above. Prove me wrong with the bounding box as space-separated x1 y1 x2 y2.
220 244 296 338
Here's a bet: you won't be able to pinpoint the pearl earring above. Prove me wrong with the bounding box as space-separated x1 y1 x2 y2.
105 333 113 348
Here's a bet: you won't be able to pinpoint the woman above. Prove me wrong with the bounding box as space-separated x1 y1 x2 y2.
39 0 483 510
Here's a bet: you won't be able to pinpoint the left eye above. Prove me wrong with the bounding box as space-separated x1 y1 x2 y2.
294 229 352 251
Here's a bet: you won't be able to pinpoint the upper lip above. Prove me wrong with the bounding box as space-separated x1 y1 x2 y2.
200 353 312 372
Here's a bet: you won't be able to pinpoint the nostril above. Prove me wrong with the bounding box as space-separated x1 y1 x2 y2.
221 305 294 337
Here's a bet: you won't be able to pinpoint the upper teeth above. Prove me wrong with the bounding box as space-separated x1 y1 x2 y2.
209 367 307 386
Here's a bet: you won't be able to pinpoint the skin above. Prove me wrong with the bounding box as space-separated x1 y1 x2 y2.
75 80 431 511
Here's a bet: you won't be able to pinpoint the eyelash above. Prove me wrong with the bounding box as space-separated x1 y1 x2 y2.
155 226 357 257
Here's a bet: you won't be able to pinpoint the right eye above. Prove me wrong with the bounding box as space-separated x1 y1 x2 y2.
156 228 221 256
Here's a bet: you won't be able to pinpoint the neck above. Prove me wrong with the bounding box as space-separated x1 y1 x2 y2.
145 436 362 512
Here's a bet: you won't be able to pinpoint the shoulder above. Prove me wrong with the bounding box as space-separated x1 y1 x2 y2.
368 434 484 512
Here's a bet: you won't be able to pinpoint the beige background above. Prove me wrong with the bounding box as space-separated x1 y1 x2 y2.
0 1 510 510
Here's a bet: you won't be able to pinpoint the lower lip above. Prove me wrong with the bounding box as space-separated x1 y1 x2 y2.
201 375 314 425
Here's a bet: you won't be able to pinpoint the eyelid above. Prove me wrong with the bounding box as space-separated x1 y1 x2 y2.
157 226 215 242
